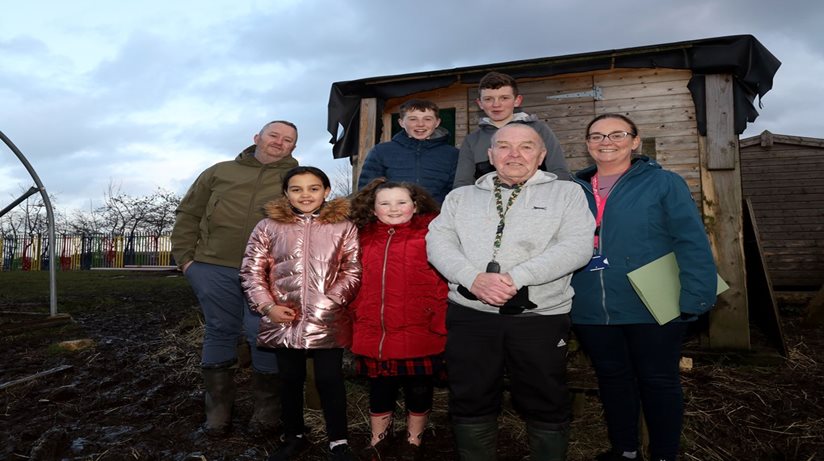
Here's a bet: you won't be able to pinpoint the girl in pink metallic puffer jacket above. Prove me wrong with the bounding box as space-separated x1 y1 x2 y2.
240 166 361 461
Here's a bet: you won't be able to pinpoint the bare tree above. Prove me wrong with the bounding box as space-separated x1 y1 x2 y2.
331 163 353 198
67 200 107 234
99 181 154 236
0 190 53 237
142 187 180 236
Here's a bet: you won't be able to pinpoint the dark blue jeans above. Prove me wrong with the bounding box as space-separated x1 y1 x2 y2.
185 261 278 372
574 322 687 460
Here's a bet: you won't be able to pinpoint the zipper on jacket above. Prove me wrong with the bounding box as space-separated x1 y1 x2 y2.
377 227 395 359
575 164 638 325
594 165 640 325
296 215 313 346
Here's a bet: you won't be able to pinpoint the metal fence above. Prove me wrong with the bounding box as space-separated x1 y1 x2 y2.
1 233 174 271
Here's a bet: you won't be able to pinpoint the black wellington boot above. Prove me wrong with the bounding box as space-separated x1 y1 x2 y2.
451 416 498 461
526 420 569 461
201 365 236 437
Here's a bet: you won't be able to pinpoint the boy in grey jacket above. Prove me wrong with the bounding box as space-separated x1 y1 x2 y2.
453 71 570 188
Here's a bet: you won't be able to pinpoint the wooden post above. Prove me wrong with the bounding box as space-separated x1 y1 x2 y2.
351 97 378 193
700 74 750 350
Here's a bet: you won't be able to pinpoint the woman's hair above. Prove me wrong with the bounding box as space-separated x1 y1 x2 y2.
585 113 639 137
349 178 440 228
281 166 331 194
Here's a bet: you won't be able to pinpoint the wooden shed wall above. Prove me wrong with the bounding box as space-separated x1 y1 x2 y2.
383 68 701 196
740 141 824 288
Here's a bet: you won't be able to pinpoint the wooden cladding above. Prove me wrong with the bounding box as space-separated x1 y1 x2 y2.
741 133 824 288
382 67 701 195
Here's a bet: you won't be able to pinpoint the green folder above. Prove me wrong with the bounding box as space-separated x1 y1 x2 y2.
626 252 729 325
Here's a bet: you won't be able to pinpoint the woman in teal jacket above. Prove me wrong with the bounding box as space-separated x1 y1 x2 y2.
570 114 717 461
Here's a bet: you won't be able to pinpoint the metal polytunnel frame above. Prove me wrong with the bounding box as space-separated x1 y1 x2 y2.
0 130 58 316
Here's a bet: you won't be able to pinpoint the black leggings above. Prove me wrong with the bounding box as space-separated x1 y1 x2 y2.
275 348 348 441
369 374 434 414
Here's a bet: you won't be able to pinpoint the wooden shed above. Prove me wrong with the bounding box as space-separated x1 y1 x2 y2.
740 130 824 289
326 35 781 350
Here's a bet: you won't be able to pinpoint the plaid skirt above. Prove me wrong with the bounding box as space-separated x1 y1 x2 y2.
355 354 446 379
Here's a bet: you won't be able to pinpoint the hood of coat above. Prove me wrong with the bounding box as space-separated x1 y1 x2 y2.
574 155 660 183
474 169 557 191
263 197 351 224
365 212 437 234
234 144 298 169
478 111 537 128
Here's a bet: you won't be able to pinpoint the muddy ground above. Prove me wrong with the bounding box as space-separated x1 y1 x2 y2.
0 271 822 460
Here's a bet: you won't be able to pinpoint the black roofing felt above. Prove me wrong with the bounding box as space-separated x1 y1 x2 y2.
327 34 780 159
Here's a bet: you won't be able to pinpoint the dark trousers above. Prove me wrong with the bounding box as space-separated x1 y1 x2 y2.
574 322 688 460
446 303 571 429
369 375 434 414
275 348 348 441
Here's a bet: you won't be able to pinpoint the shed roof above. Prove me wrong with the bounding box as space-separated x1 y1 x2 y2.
740 130 824 149
327 34 780 159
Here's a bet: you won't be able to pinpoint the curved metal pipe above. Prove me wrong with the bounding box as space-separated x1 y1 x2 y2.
0 130 58 316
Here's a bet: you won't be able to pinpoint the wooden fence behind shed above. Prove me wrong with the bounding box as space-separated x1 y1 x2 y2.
740 131 824 288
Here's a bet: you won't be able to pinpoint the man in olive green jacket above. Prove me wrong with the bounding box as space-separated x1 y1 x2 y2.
171 120 298 437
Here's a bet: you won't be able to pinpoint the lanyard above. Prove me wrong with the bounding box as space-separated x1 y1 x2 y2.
591 174 607 250
492 177 522 261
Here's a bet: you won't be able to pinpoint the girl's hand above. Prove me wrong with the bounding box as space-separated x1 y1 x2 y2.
268 305 297 323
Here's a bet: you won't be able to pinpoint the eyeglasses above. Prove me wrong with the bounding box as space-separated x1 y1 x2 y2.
586 131 636 143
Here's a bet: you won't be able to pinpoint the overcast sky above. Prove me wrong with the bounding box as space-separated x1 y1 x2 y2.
1 0 822 214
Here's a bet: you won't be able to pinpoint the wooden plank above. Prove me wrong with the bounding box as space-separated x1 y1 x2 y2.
743 199 788 356
699 74 750 350
741 155 824 167
596 94 695 113
741 149 824 160
743 186 824 196
740 170 824 181
746 209 823 218
593 68 693 87
705 75 736 170
0 313 73 335
518 74 594 96
743 193 824 203
746 201 824 211
353 97 378 192
600 80 692 100
0 365 73 391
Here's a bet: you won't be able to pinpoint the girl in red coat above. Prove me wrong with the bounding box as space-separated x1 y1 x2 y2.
349 178 448 461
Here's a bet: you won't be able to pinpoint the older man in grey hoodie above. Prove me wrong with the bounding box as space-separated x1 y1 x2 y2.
427 124 594 461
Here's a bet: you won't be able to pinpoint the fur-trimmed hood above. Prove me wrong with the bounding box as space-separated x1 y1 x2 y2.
263 197 351 224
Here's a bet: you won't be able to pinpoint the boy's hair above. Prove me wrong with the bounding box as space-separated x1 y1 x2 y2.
282 166 331 194
478 71 519 96
349 178 440 228
399 99 440 119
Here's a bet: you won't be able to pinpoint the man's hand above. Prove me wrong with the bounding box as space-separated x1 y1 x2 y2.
469 272 517 306
181 261 193 274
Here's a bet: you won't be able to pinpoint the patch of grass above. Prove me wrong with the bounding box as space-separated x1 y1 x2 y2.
0 270 196 314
